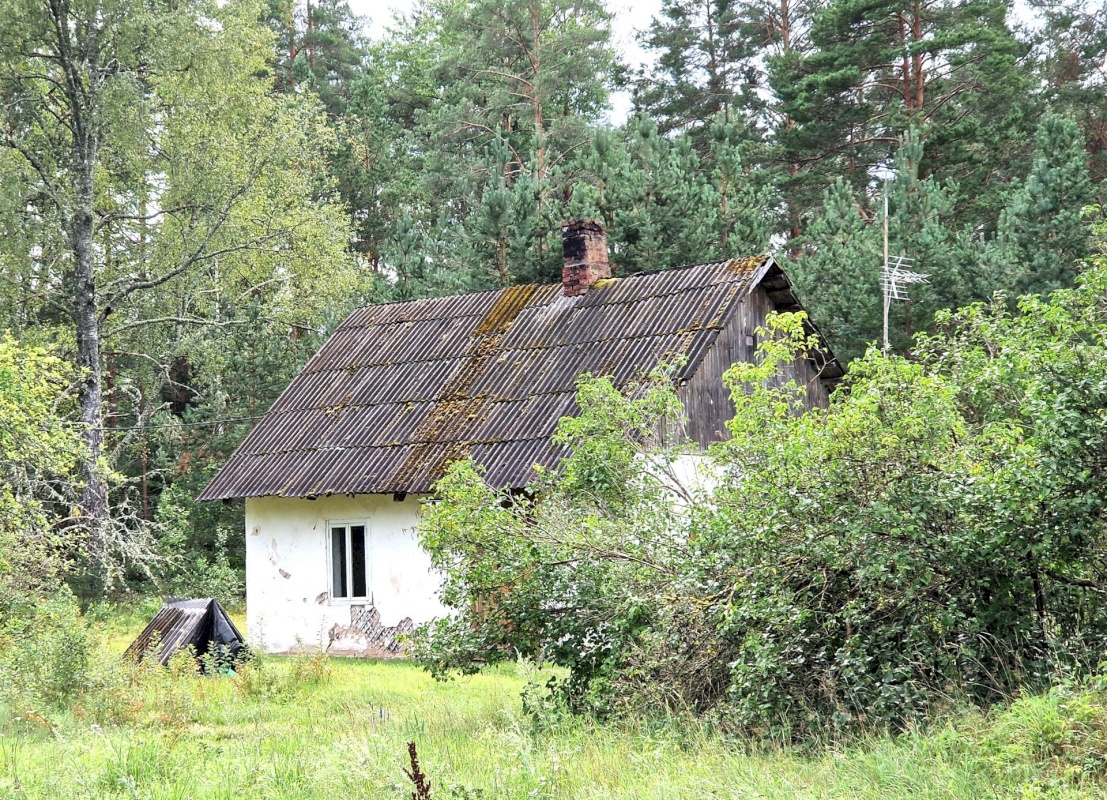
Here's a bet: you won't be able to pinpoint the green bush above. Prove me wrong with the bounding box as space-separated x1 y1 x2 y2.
410 367 688 715
412 243 1107 737
689 281 1107 733
978 679 1107 793
0 589 92 709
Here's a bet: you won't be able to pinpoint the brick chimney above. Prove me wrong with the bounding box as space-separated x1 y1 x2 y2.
561 219 610 296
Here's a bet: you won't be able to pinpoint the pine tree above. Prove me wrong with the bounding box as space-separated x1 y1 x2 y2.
998 113 1096 295
266 0 368 116
634 0 820 240
331 70 407 264
462 137 545 287
566 119 774 275
792 130 992 360
705 122 775 255
769 0 1028 223
633 0 759 137
791 180 883 361
371 0 617 291
883 132 990 334
611 118 717 270
1026 0 1107 186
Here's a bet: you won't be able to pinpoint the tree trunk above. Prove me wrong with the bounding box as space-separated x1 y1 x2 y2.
704 0 726 122
780 0 801 243
72 132 108 550
528 1 549 263
529 1 546 212
307 0 315 70
911 3 925 112
898 12 912 111
780 0 791 50
54 0 109 558
497 235 507 286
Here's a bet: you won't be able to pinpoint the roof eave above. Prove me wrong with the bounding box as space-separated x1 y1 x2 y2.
755 256 845 383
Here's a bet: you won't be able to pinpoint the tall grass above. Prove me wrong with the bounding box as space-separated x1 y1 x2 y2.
1 612 1106 799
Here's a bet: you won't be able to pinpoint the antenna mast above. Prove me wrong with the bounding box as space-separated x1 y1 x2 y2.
881 185 928 351
883 188 889 351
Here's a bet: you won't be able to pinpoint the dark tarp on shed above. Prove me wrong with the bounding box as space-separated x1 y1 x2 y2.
124 598 246 668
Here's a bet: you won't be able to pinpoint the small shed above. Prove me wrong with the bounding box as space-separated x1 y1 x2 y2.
125 598 246 668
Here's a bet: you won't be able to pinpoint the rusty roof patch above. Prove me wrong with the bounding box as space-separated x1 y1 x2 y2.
198 256 837 500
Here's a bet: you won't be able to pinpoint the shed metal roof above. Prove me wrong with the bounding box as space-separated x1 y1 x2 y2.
199 256 835 500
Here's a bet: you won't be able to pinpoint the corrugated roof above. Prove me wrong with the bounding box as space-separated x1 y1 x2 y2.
199 256 830 500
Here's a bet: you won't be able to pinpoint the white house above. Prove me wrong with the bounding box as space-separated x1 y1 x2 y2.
198 221 842 655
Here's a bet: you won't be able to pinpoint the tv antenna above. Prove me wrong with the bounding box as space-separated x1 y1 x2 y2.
881 187 928 351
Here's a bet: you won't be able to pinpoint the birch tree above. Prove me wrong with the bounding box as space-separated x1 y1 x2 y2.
0 0 357 579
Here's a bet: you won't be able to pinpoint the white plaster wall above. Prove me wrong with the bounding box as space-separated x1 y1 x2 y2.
244 493 447 653
650 452 719 496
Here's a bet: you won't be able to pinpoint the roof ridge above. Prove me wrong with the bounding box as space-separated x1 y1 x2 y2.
301 323 739 376
339 257 762 319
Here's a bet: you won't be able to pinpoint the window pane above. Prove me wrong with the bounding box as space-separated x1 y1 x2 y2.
331 527 347 598
351 525 367 598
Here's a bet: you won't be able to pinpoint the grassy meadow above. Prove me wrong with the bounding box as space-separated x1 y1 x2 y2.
0 606 1105 799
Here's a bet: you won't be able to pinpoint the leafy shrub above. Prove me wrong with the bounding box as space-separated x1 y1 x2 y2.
983 683 1107 781
410 367 690 714
0 589 92 708
0 336 82 597
414 245 1107 736
687 284 1107 734
76 654 146 727
517 658 574 734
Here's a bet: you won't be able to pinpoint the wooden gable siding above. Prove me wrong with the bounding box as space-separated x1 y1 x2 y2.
675 282 831 448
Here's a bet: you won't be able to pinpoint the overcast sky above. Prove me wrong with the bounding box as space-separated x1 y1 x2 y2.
350 0 665 122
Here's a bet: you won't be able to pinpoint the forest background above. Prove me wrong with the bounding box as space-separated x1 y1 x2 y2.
1 0 1106 730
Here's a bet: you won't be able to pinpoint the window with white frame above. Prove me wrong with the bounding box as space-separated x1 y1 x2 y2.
329 520 371 601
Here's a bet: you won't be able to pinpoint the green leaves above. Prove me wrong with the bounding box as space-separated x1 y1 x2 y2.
0 335 83 593
410 368 697 711
0 0 364 582
413 231 1107 734
705 237 1107 733
553 370 685 510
